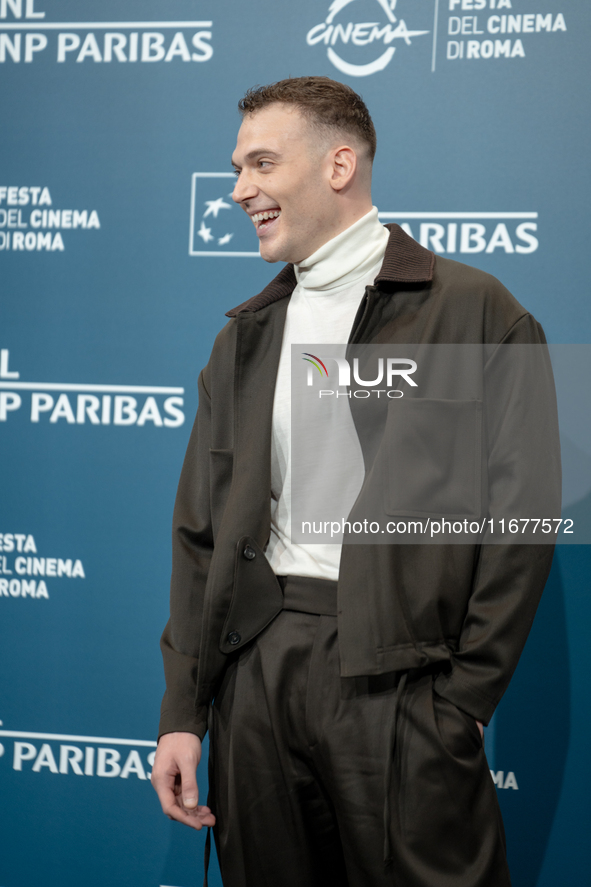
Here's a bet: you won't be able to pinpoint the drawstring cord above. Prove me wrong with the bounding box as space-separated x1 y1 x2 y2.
383 670 408 866
202 825 211 887
203 701 214 887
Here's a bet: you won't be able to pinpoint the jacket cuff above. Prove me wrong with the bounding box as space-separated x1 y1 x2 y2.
433 671 497 726
158 706 209 742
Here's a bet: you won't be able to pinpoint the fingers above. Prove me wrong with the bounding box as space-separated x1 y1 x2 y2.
177 756 200 812
166 804 217 830
155 775 215 829
151 732 216 829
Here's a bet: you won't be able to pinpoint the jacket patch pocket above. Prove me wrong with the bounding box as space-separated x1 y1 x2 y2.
383 399 482 518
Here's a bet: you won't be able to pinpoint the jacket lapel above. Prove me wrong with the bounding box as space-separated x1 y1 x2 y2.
230 298 289 548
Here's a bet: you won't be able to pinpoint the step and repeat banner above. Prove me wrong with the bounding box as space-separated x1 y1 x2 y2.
1 1 589 885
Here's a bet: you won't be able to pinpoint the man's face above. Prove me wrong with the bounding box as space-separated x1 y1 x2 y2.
231 103 337 264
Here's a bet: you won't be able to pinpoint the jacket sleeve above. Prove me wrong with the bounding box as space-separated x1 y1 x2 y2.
434 313 561 724
158 368 213 741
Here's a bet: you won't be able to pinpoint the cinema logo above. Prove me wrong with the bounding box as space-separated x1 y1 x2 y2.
306 0 430 77
302 352 417 398
0 1 213 64
378 210 539 255
0 723 156 781
0 350 185 428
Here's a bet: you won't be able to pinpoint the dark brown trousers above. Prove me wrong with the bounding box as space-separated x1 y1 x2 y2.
209 576 510 887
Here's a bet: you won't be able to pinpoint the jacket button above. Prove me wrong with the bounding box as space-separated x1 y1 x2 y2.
243 545 256 560
227 630 241 646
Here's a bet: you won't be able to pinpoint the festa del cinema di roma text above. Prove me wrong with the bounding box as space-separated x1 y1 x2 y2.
0 532 84 600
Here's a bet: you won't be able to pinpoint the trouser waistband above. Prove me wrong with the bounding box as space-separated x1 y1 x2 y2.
277 574 338 617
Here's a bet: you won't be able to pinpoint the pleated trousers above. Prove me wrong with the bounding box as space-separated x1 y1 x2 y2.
209 575 511 887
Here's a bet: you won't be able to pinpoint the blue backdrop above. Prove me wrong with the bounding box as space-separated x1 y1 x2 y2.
1 1 589 885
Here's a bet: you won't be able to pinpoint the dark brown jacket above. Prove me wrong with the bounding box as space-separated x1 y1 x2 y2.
158 225 558 740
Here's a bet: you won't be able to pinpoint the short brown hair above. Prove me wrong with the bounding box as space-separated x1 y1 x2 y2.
238 76 377 162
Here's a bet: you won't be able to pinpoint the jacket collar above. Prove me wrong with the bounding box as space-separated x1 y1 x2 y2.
226 223 434 317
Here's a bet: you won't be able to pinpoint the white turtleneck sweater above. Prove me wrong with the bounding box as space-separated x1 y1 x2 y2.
264 207 389 580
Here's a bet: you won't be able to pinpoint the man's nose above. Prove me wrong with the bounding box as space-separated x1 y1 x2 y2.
232 170 258 205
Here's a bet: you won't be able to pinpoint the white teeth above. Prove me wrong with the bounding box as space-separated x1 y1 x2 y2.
253 210 280 223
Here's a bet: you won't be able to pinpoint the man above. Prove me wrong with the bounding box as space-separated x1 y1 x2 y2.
152 77 559 886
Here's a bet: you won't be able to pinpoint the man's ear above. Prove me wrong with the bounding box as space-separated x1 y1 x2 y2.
329 145 357 192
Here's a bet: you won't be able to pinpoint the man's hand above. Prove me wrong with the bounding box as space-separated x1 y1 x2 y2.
151 731 216 830
476 719 484 741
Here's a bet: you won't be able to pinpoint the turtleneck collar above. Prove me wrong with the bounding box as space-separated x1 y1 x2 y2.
293 206 389 294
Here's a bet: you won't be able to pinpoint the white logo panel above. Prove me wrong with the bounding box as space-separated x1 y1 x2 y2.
189 173 260 258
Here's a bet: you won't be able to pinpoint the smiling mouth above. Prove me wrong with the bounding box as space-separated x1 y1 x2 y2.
251 209 281 232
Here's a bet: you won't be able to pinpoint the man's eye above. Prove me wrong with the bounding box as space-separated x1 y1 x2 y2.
232 169 240 177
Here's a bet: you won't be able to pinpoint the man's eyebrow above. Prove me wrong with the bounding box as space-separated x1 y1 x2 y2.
231 149 281 168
